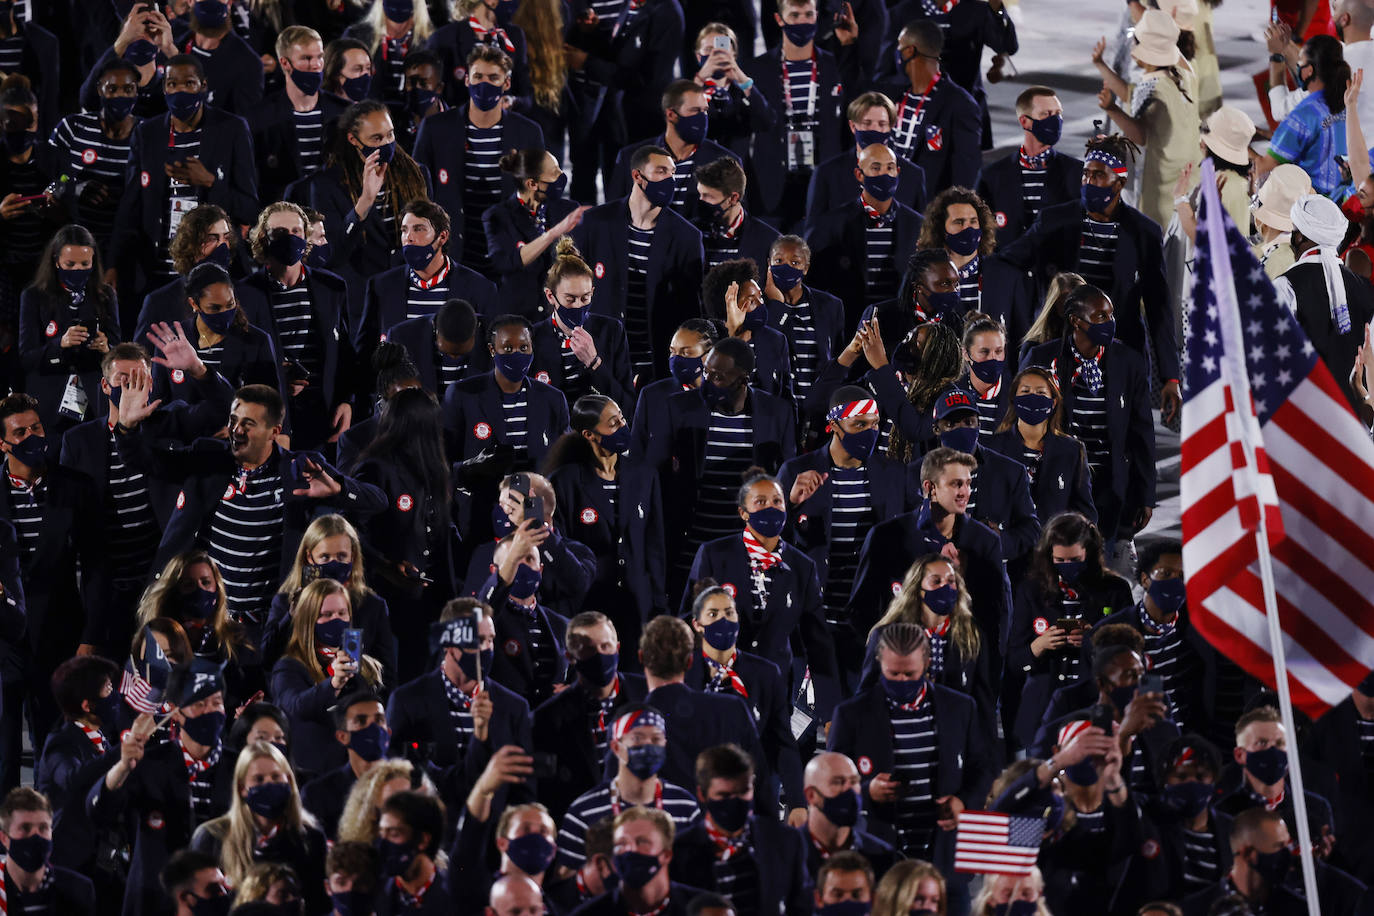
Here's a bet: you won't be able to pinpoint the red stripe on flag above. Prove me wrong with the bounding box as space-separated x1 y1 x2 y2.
1181 479 1255 539
1179 410 1229 471
1268 463 1374 571
1270 404 1374 514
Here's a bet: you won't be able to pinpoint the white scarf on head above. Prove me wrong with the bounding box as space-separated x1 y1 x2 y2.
1290 194 1352 333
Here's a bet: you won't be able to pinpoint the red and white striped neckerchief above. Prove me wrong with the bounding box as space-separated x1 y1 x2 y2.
255 823 279 850
975 376 1002 401
1018 145 1052 170
704 817 749 861
704 650 749 699
380 32 411 61
1058 577 1079 601
926 616 951 640
715 205 745 239
742 529 780 571
76 720 108 755
859 194 896 228
468 15 515 52
411 256 451 290
889 681 928 712
807 825 852 858
1261 784 1286 812
595 676 621 733
610 776 663 817
393 869 435 909
1071 346 1105 395
6 473 39 496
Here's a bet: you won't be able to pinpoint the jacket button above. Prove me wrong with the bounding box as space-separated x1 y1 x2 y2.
752 640 759 648
618 558 626 566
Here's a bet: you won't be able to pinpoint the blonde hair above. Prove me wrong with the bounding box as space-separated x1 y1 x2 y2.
228 862 300 904
970 868 1050 916
249 201 313 264
360 0 434 52
872 555 980 663
544 236 594 291
1023 271 1086 349
338 759 437 845
873 859 946 916
278 514 375 610
274 24 322 59
694 22 739 53
282 580 382 687
136 551 247 662
847 91 896 124
204 742 317 887
512 0 565 110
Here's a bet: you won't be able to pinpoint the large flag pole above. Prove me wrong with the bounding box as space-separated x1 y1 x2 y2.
1198 160 1320 915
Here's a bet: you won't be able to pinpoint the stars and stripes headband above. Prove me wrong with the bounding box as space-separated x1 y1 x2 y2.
1086 149 1128 175
826 399 879 423
1057 718 1092 749
613 708 667 741
1170 746 1197 770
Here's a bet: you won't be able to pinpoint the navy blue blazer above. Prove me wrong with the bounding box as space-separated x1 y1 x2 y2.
570 198 705 381
169 25 264 117
358 260 499 356
565 0 685 141
805 147 929 231
529 313 636 407
352 457 459 586
644 680 776 812
684 647 804 808
805 198 923 328
848 509 1011 652
797 822 900 882
249 89 349 203
262 589 398 688
412 105 545 263
112 433 387 584
961 443 1041 563
984 427 1097 524
764 287 847 394
644 386 797 540
268 656 360 777
827 681 995 872
606 134 741 223
149 317 281 409
300 763 356 841
482 194 582 321
36 721 120 873
745 45 848 215
426 18 532 108
3 20 59 132
745 324 794 399
441 371 570 466
550 459 669 620
133 271 256 344
531 673 649 819
112 107 259 269
1003 199 1177 382
1022 339 1156 536
682 533 839 723
17 285 121 433
237 266 356 415
976 148 1083 248
778 445 915 585
729 212 783 277
385 314 493 396
628 377 684 459
387 667 532 779
869 74 982 196
670 816 812 914
475 576 570 707
461 527 598 621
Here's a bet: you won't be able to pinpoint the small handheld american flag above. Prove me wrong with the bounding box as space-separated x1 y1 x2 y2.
954 810 1045 876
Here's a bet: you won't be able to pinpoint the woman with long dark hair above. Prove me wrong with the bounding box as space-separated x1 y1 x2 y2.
349 386 455 681
510 0 567 161
545 393 666 664
19 224 121 431
1005 512 1133 748
1261 33 1351 196
309 99 431 324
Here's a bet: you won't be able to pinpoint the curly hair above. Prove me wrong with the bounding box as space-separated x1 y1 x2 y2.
917 186 997 257
168 204 233 276
248 201 313 264
337 759 437 846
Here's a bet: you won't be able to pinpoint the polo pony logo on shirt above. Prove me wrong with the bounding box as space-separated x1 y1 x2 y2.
927 126 943 151
1032 617 1049 635
504 638 521 657
1057 475 1065 490
438 169 449 185
473 422 492 440
579 507 598 525
81 148 98 165
397 494 414 512
44 321 57 338
594 262 605 279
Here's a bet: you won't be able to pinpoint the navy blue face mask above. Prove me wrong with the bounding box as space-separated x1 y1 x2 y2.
1161 780 1214 818
781 21 817 46
574 650 618 688
700 378 735 410
669 354 703 386
505 833 556 875
938 424 978 454
244 780 292 819
704 795 751 832
166 90 206 122
181 709 225 747
509 563 542 600
90 691 123 729
101 95 138 124
991 902 1039 916
57 267 91 292
862 173 899 202
201 242 232 269
1055 559 1085 584
329 890 375 916
598 425 632 455
5 834 50 873
343 74 372 102
289 67 324 96
124 39 159 65
853 128 890 149
468 80 503 112
555 304 588 330
922 287 962 319
613 850 661 889
1063 758 1099 786
1244 746 1288 786
266 230 308 267
348 722 388 762
923 583 957 616
818 788 860 827
457 648 494 683
880 675 925 705
638 174 676 209
702 617 739 651
625 743 666 779
493 351 533 383
1081 182 1117 214
838 426 879 461
1014 393 1055 425
363 140 396 165
969 357 1004 385
382 0 413 22
402 241 437 271
184 587 218 619
376 838 416 877
6 433 46 469
1108 683 1137 713
1028 112 1063 146
315 617 347 648
306 242 332 268
198 307 237 335
313 560 353 583
1148 577 1187 616
1079 317 1116 347
747 506 786 539
408 86 438 114
193 0 228 28
945 226 982 257
536 173 567 202
818 902 870 916
673 110 709 145
770 263 804 292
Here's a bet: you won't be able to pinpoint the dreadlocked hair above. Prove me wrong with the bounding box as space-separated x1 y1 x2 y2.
1084 133 1141 168
886 321 964 464
329 101 430 249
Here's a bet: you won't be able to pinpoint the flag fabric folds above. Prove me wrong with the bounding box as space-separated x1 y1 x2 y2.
954 810 1044 876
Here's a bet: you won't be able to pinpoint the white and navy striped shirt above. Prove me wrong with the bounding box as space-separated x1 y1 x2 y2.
625 224 653 379
51 112 134 244
164 128 203 270
956 256 981 308
1070 375 1109 473
1181 825 1221 890
686 410 754 557
382 34 411 103
864 222 896 305
508 599 557 704
555 328 591 402
1079 218 1119 290
462 123 505 273
823 464 871 616
704 232 741 271
775 298 821 406
501 387 529 455
206 464 285 625
973 388 1002 439
293 107 326 177
784 60 819 131
406 260 452 320
6 474 44 567
439 669 477 757
889 698 939 857
0 35 24 73
557 779 700 869
1139 604 1200 730
712 833 760 916
4 157 47 265
105 427 159 585
893 90 929 162
269 277 320 378
669 151 696 213
437 347 468 398
1021 166 1048 223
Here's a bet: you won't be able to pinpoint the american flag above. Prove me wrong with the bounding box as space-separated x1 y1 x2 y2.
953 811 1044 876
1181 160 1374 718
121 627 172 715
